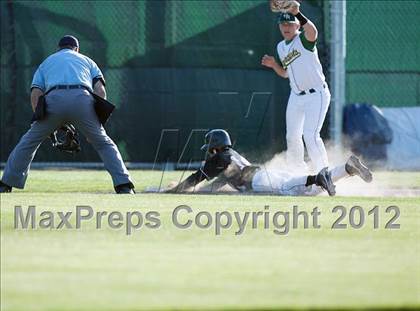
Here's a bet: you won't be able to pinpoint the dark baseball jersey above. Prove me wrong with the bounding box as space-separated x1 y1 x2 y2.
180 147 255 191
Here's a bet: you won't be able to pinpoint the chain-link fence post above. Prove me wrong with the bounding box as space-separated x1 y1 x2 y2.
329 0 346 150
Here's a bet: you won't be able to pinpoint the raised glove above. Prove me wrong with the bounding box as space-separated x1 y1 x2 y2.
270 0 300 13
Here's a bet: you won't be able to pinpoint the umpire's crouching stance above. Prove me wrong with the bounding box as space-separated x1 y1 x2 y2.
0 35 135 194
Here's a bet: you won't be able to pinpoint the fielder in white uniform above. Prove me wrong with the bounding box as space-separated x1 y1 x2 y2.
262 8 330 173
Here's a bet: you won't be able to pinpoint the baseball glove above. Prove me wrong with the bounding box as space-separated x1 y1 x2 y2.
269 0 300 13
50 123 81 154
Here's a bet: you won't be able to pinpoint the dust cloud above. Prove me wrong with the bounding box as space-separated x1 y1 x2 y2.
262 144 420 197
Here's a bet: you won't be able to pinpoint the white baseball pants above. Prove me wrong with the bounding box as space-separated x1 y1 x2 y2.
251 164 348 196
285 86 331 172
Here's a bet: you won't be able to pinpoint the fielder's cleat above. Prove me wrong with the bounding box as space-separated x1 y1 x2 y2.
0 181 12 193
315 167 336 196
345 155 373 183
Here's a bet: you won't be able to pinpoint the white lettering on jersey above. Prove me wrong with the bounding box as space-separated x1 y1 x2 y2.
282 49 301 67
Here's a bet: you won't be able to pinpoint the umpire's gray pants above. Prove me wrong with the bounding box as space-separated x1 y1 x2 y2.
1 89 133 189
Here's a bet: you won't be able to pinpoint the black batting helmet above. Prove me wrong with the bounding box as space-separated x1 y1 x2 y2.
200 129 232 151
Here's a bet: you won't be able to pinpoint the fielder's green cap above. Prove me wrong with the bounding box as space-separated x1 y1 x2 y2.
277 13 299 24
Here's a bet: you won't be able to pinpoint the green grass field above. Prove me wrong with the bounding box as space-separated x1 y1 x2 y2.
1 170 420 310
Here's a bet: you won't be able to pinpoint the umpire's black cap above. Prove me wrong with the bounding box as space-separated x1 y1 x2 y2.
58 35 79 48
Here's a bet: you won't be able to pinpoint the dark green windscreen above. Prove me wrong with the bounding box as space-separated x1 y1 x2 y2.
0 0 325 163
346 0 419 107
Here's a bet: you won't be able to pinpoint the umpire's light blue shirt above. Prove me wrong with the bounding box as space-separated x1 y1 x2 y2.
31 48 103 92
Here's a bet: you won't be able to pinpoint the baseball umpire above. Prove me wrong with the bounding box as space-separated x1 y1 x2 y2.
165 129 372 196
0 35 135 194
262 5 330 173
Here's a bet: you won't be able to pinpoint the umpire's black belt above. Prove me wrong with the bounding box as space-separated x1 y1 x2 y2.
46 84 88 95
298 84 326 96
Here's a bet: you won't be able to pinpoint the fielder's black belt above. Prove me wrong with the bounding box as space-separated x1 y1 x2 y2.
298 84 326 96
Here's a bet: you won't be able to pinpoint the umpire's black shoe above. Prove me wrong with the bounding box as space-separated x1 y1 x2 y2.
315 167 336 196
115 183 135 194
0 181 12 193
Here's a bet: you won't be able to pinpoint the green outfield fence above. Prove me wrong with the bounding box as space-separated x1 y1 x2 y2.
1 0 418 165
0 0 326 164
344 0 420 108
